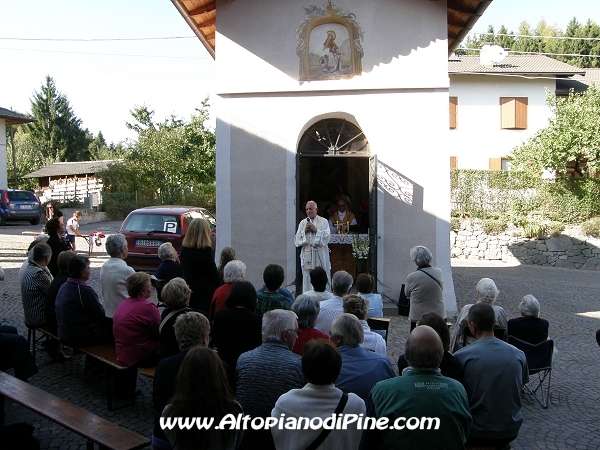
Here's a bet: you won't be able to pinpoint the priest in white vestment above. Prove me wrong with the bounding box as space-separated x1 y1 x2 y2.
295 201 331 293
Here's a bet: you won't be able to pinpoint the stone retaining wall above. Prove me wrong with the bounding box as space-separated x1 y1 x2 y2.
451 221 600 270
61 208 108 225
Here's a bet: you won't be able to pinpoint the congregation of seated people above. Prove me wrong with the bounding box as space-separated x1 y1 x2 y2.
14 233 548 450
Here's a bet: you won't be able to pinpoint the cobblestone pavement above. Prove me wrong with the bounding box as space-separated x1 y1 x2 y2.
1 222 599 449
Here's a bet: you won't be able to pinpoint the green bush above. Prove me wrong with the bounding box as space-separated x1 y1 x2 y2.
482 218 508 235
581 217 600 238
58 199 85 209
102 193 141 220
101 184 216 221
548 221 564 237
521 222 548 239
450 217 461 231
451 169 600 225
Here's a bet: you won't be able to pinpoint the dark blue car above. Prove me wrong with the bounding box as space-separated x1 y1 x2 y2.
0 189 42 226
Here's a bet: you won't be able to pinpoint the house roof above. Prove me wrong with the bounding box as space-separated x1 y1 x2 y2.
0 107 35 126
573 68 600 85
171 0 492 58
23 160 120 179
449 55 586 76
556 68 600 95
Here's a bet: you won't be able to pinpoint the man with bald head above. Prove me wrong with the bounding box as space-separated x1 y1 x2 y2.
363 326 471 450
294 200 331 293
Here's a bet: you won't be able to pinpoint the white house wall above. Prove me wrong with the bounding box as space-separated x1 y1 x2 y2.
215 0 457 315
448 75 554 169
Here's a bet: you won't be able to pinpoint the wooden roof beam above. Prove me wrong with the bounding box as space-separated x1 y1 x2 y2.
187 1 216 17
197 19 216 30
448 0 493 55
447 0 478 15
171 0 215 58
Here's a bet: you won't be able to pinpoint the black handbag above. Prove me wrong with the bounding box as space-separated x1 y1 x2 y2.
398 283 410 317
304 393 348 450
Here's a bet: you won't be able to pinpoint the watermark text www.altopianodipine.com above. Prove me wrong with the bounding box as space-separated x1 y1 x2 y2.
161 414 441 431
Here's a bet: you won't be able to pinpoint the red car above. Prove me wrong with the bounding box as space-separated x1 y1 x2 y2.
119 206 216 271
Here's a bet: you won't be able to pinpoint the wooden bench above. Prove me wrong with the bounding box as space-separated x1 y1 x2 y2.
79 345 132 411
22 231 95 255
27 325 54 361
31 330 130 411
21 231 42 238
0 371 150 450
32 329 148 411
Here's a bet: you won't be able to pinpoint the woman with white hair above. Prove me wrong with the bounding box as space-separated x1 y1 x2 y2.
159 277 205 358
450 277 508 352
507 294 549 344
154 242 184 303
155 242 183 282
290 294 328 355
208 260 246 322
100 233 135 318
405 246 446 330
343 294 386 355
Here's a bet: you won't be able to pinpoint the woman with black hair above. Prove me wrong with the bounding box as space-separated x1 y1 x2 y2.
210 280 262 370
45 217 71 276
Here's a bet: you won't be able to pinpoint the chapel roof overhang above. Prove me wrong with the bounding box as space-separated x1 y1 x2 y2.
171 0 493 59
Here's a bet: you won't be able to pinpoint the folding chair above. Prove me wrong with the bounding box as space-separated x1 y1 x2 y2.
508 336 554 408
367 317 390 343
493 326 507 341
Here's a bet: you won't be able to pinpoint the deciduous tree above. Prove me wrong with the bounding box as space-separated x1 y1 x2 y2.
101 100 216 216
510 85 600 177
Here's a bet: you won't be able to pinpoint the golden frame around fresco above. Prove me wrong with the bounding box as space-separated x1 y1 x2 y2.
296 2 364 81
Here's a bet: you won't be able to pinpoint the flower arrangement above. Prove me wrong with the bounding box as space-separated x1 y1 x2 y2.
351 235 370 260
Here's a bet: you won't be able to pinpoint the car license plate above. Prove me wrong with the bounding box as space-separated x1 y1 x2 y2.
135 239 162 247
19 204 34 209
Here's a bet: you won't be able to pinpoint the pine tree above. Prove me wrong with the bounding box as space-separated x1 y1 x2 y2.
25 75 92 162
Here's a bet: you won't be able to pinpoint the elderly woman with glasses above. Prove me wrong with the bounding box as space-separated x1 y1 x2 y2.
290 295 328 355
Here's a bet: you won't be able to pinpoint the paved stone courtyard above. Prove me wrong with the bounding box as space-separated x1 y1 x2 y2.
1 221 599 449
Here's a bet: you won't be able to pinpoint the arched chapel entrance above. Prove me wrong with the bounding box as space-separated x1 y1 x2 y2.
296 117 377 292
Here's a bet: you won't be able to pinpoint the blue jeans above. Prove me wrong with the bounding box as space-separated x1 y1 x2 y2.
0 325 38 381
